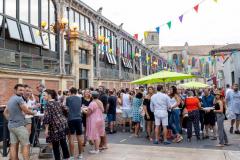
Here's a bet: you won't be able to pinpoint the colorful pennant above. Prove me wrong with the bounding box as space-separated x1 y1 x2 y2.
144 32 149 39
194 4 199 13
179 15 184 23
151 0 219 34
133 34 138 40
167 21 172 29
156 27 160 33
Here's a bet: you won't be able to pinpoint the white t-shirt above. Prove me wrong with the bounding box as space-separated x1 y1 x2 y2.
169 96 178 109
25 99 36 119
150 92 171 116
122 93 131 110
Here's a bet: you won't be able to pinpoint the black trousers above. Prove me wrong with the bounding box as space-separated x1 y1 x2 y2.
199 110 205 131
187 110 200 139
52 138 70 160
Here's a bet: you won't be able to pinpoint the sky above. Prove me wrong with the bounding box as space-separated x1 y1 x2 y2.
81 0 240 46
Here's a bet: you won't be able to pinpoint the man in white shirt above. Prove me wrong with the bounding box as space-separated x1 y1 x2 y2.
121 88 133 132
150 85 171 145
226 84 240 134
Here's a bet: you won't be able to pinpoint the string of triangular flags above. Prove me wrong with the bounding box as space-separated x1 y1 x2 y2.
142 0 218 37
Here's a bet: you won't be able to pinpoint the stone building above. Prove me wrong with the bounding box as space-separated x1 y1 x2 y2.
0 0 165 105
159 43 223 83
210 44 240 88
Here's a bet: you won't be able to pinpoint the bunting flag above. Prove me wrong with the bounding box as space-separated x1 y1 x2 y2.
152 0 219 33
144 32 149 39
179 15 184 23
194 4 199 13
167 21 172 29
109 48 113 54
133 34 138 40
156 27 160 33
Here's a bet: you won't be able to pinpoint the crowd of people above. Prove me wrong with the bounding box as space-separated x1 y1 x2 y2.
3 82 240 160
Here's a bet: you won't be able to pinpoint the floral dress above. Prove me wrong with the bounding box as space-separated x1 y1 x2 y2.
43 100 68 143
132 98 143 123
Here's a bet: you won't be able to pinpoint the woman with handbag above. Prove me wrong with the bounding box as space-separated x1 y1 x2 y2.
132 92 143 137
83 91 105 154
43 89 70 160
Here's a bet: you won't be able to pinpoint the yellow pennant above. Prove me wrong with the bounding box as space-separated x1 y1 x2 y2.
144 31 149 39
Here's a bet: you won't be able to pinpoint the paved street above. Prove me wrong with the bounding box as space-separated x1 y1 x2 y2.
107 121 240 151
2 120 240 160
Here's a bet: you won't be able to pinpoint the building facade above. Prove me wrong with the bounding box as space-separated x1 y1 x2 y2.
210 44 240 88
159 43 223 83
0 0 165 105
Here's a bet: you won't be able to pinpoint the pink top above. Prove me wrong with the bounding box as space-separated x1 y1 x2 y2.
86 100 105 141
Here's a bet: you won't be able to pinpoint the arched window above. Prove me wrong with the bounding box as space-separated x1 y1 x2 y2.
31 0 39 26
49 1 55 27
20 0 29 22
6 0 16 18
42 0 49 29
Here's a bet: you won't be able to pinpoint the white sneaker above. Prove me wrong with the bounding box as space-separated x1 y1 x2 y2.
89 150 99 154
69 156 75 160
78 154 83 160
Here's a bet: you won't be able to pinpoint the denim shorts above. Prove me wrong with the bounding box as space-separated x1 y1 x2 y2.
122 109 132 118
107 114 116 122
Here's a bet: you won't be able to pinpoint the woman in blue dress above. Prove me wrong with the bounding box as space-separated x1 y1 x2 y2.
132 92 143 137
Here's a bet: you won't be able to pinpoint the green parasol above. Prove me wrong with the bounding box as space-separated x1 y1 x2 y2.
179 81 210 89
131 70 195 85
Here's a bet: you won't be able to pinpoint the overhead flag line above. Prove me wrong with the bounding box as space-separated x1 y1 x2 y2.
154 0 218 33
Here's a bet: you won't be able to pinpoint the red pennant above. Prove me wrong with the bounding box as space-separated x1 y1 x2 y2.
194 4 199 13
133 34 138 40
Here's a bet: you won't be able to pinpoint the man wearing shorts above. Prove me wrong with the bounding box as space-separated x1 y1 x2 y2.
66 87 83 160
150 85 171 145
227 84 240 134
202 89 217 140
4 84 36 160
121 88 133 132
